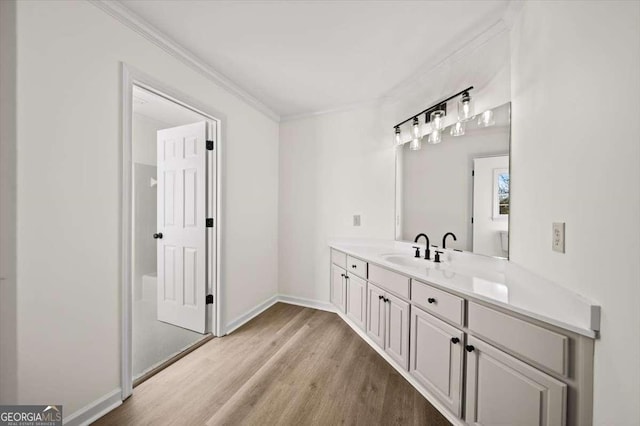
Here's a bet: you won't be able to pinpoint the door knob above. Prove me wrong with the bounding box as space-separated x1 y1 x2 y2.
153 233 163 239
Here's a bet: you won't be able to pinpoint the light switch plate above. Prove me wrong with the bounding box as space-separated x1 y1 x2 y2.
353 215 361 227
552 222 565 253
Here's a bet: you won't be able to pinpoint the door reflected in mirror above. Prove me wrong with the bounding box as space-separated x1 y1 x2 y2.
395 102 511 258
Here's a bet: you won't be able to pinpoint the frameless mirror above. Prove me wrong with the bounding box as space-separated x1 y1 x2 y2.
395 102 511 258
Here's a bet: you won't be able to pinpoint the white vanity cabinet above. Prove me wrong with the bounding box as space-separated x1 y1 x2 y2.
345 273 366 329
410 306 464 416
328 246 596 426
330 263 346 313
366 282 410 370
465 335 567 426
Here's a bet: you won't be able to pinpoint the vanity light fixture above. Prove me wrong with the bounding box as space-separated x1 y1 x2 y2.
392 86 473 147
458 91 474 121
411 117 421 139
477 109 495 128
450 121 465 137
430 110 446 131
394 126 402 145
427 129 442 144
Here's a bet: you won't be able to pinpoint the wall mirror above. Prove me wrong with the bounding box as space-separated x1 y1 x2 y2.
395 102 511 259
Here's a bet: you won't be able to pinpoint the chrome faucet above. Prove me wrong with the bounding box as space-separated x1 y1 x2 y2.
414 233 431 260
442 232 457 249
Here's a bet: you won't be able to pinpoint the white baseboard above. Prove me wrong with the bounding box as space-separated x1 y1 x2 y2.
64 388 122 426
224 295 278 335
334 311 465 426
277 294 335 312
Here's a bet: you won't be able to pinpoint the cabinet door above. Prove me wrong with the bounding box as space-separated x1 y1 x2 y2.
346 274 366 329
330 264 346 313
366 283 385 348
385 292 410 370
465 335 567 426
410 307 464 416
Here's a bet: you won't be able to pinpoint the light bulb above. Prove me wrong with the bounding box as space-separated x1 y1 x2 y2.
412 117 421 139
477 109 495 128
409 136 422 151
450 121 465 137
458 91 474 122
394 127 402 145
430 110 446 131
427 129 442 144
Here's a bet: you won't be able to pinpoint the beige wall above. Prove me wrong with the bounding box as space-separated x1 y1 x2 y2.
509 2 640 423
13 0 279 415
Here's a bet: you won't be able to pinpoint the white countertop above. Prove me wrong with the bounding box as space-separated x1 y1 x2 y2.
329 238 600 338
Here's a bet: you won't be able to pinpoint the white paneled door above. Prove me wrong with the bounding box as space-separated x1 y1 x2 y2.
157 121 208 333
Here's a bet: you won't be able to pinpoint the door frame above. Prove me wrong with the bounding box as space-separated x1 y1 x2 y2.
120 63 223 400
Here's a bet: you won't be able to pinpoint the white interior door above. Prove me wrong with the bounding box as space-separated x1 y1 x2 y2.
157 121 207 333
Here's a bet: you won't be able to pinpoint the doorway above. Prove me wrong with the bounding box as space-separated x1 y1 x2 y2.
121 65 222 399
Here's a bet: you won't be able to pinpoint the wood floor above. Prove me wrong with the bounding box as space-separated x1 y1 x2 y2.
95 303 450 426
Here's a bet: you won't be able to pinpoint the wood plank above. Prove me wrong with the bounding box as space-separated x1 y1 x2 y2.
94 303 450 425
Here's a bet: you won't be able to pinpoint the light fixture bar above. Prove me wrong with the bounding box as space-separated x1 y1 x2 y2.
393 86 474 129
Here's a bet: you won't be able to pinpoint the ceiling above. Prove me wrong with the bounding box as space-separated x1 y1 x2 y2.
119 0 511 119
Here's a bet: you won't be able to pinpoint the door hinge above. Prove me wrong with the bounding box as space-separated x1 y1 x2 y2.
206 140 214 150
206 218 214 228
206 294 214 304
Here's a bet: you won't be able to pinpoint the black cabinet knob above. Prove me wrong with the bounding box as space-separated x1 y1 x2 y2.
465 345 475 352
351 264 357 268
451 337 460 344
427 297 436 304
341 273 345 278
153 233 163 239
378 295 384 300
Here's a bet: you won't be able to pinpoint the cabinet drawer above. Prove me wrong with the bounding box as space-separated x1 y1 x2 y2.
468 302 569 376
346 255 367 279
368 264 410 299
331 249 346 269
412 280 464 326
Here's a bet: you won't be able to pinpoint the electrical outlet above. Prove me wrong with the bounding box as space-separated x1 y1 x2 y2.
353 215 361 227
552 222 565 253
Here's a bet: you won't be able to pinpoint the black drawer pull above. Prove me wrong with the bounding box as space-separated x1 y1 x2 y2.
465 345 475 352
427 297 436 304
351 264 357 268
451 337 460 344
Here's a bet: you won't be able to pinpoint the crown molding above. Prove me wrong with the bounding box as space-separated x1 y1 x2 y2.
89 0 280 122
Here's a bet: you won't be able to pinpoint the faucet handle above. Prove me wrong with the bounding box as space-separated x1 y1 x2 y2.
412 246 421 258
434 250 444 263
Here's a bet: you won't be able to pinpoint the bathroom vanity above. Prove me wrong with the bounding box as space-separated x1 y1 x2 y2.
328 240 599 426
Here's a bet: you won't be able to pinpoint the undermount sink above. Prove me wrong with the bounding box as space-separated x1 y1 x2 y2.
381 254 432 269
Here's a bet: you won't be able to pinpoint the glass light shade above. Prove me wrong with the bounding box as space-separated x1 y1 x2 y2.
409 137 422 151
394 127 402 145
458 92 474 121
430 110 446 130
412 117 421 139
450 121 465 137
477 109 495 128
427 129 442 144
